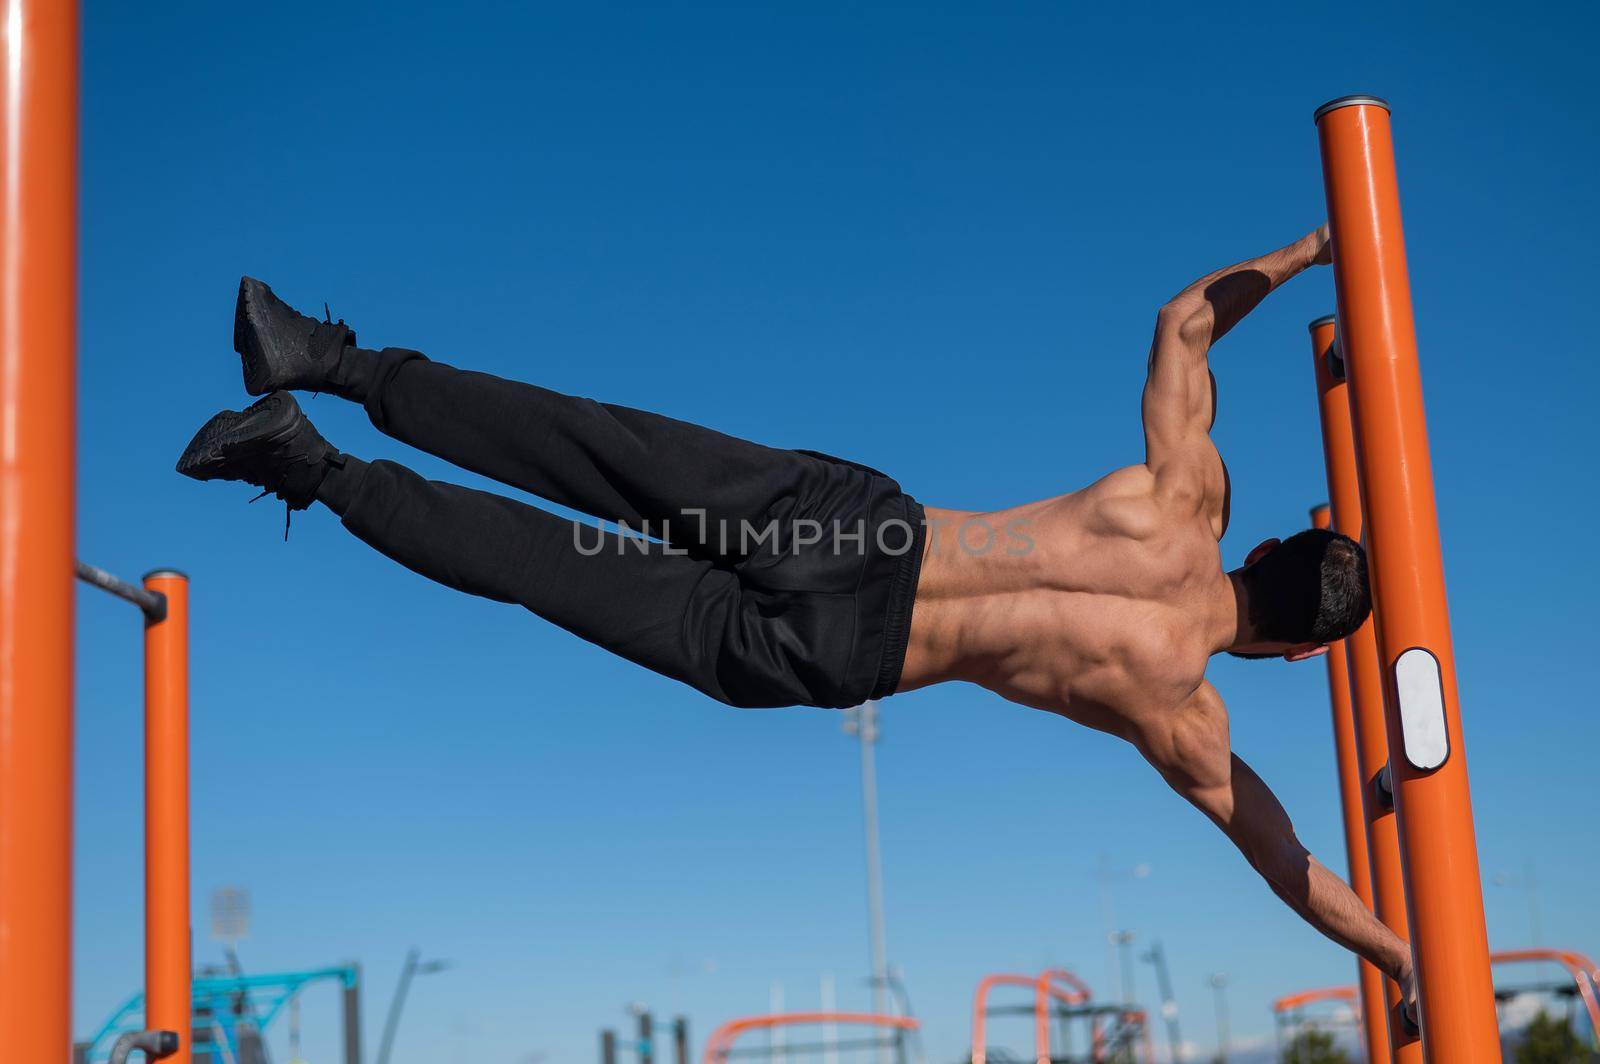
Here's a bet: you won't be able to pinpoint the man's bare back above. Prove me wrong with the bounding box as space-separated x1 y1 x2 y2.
900 226 1419 1007
904 473 1223 738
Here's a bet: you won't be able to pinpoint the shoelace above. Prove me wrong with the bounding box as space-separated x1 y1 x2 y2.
305 302 351 402
246 488 295 541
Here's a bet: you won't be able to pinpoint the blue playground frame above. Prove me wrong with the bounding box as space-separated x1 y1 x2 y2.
80 965 360 1063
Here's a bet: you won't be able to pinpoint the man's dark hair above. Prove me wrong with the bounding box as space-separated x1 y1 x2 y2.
1237 528 1371 650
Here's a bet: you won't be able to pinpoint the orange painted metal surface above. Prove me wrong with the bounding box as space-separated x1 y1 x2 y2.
1273 983 1368 1057
971 969 1100 1064
145 572 192 1064
972 973 1050 1064
700 1012 918 1064
0 0 78 1057
1316 95 1500 1060
1032 968 1094 1064
971 972 1030 1064
1276 951 1600 1050
1310 501 1387 1064
1310 319 1418 1064
1122 1009 1154 1064
1491 948 1600 1044
1274 985 1361 1015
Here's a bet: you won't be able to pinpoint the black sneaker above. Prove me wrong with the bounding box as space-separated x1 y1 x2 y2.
176 391 340 536
234 276 357 395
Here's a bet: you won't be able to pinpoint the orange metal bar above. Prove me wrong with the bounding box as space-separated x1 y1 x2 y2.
1272 985 1366 1057
1037 968 1094 1002
970 972 1089 1064
1491 949 1600 1043
1045 969 1105 1063
1276 953 1600 1049
1125 1009 1153 1064
1273 985 1361 1015
145 572 192 1064
0 0 78 1058
971 970 1099 1064
1310 501 1387 1064
1032 968 1092 1064
1316 94 1500 1061
971 973 1038 1064
1310 319 1418 1064
700 1012 918 1064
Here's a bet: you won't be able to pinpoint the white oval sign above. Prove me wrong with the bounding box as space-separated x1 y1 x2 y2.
1394 647 1449 771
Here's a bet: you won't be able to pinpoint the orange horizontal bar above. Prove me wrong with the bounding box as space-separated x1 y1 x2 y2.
1491 949 1600 1041
970 969 1100 1064
1274 985 1360 1014
1275 949 1600 1041
701 1012 918 1064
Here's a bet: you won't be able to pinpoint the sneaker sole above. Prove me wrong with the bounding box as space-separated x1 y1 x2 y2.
175 394 304 480
234 277 279 397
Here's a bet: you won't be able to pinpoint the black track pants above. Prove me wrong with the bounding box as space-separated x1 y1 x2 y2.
318 347 926 708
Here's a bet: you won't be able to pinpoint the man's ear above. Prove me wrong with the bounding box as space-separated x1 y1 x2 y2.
1244 537 1281 567
1284 644 1329 663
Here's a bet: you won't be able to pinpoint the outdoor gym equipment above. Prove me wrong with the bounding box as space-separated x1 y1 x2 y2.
968 968 1151 1064
80 965 363 1064
601 1011 690 1064
1276 948 1600 1060
68 565 191 1063
1308 314 1415 1064
1312 94 1501 1060
1490 949 1600 1042
1 1 78 1058
699 1012 920 1064
108 1032 181 1064
1273 985 1364 1062
3 8 194 1056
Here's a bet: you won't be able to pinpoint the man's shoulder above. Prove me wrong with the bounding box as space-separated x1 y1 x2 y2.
1147 440 1230 535
1132 681 1232 791
1081 459 1228 542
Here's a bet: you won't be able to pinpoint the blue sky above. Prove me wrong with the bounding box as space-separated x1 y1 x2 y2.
73 2 1597 1061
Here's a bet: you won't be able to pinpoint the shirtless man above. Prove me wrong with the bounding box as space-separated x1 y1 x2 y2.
179 225 1414 1003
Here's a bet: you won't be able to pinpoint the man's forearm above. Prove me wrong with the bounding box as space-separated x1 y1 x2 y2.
1163 229 1325 347
1263 852 1412 982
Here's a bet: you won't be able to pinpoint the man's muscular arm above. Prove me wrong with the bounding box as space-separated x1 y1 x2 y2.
1190 753 1413 982
1142 226 1330 483
1143 686 1413 987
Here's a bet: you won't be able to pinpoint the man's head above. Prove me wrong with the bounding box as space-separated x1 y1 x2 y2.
1228 528 1371 662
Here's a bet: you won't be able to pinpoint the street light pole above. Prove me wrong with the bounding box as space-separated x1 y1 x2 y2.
1142 941 1183 1062
845 701 891 1052
1096 858 1151 1002
376 948 450 1064
1111 931 1136 1006
1098 855 1119 999
1208 974 1230 1064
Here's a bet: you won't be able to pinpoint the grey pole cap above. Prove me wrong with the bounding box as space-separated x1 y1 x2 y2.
142 568 189 582
1314 94 1390 122
1307 314 1337 331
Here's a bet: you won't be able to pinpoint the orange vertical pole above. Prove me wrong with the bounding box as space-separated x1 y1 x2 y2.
1309 501 1391 1064
971 979 990 1064
145 572 192 1064
1310 318 1421 1064
1032 975 1049 1064
1315 95 1500 1060
0 0 78 1058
